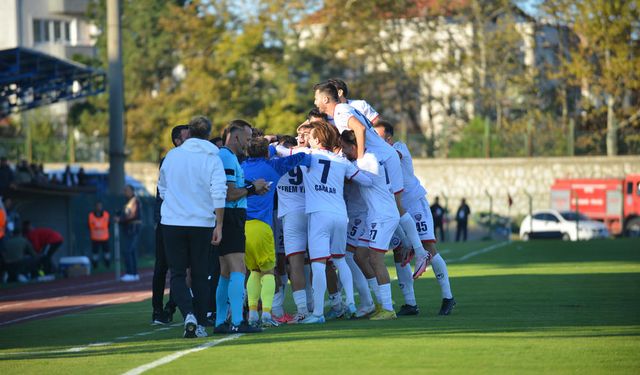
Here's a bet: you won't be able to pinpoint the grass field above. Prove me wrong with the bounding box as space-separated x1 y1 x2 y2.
1 238 639 374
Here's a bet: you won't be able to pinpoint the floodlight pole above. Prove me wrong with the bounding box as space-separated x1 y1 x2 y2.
107 0 125 195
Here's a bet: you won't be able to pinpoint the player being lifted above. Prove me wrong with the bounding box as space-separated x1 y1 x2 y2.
300 121 373 324
313 82 431 280
374 121 456 316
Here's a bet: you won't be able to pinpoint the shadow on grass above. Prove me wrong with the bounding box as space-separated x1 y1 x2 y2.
2 270 639 360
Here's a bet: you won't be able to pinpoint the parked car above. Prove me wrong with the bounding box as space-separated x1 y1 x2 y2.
519 209 609 241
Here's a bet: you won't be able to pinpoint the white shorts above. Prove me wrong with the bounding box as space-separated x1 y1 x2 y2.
367 216 400 253
308 211 348 261
282 210 308 257
392 197 436 244
273 217 285 254
347 213 369 248
383 152 404 194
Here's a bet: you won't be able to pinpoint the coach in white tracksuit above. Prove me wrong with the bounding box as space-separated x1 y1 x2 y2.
158 116 227 338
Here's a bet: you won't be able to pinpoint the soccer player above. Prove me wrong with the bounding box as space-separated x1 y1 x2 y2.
273 122 316 322
241 137 311 328
213 120 269 334
328 78 379 124
374 121 456 315
340 130 400 320
313 82 431 280
300 121 372 324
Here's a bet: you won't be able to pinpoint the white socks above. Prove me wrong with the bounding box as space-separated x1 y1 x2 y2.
332 257 355 306
346 252 373 308
431 253 453 299
399 213 427 258
378 283 393 311
292 290 308 315
272 286 285 317
395 262 416 306
311 262 327 317
367 277 381 304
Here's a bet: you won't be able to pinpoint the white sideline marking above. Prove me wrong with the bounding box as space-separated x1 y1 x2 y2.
0 296 131 326
448 242 510 263
66 342 113 352
122 334 243 375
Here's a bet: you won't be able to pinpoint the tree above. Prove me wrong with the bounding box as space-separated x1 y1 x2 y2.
543 0 640 156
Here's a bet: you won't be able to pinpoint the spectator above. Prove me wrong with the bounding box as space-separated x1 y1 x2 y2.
3 197 20 238
14 160 33 185
455 198 471 242
22 220 64 275
116 185 142 282
77 167 88 186
88 201 111 269
33 164 48 185
0 199 6 260
0 157 14 194
61 165 78 187
430 196 446 242
1 229 41 282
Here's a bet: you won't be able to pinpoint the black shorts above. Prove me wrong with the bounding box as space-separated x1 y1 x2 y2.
214 208 246 256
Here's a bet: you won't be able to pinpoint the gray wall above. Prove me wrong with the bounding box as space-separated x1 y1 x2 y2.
412 156 640 218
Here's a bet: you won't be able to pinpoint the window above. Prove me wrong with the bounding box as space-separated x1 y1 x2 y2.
637 182 640 196
54 21 62 42
43 20 50 42
33 19 42 43
532 213 546 221
64 21 71 42
627 182 633 195
32 19 72 44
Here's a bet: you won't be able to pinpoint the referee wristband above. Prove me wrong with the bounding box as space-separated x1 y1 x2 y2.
245 184 257 196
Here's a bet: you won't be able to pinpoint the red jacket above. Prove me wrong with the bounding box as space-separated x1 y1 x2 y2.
26 228 64 253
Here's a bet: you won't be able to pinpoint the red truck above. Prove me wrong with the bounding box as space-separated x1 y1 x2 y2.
550 175 640 236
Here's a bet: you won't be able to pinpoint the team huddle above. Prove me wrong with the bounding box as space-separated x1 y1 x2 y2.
157 79 455 338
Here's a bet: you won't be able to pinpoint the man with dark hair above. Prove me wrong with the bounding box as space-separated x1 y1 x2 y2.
210 137 223 148
241 137 311 327
327 78 380 124
314 83 432 280
374 120 456 316
213 120 269 334
151 124 188 325
455 198 471 242
307 108 329 122
158 115 227 338
22 221 63 275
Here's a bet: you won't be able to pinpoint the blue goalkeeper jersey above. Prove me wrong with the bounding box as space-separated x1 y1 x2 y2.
241 153 311 227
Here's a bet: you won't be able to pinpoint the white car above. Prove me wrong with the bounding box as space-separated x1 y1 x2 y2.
519 209 609 241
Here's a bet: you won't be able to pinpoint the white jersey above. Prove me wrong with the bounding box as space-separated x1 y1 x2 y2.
332 103 395 162
302 149 358 216
345 180 367 218
276 147 310 218
356 153 399 221
393 141 427 205
348 99 379 123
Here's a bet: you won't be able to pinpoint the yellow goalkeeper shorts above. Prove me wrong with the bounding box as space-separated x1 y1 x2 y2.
245 219 276 272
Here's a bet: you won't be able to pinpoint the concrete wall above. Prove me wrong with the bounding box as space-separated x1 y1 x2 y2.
47 156 640 220
412 156 640 218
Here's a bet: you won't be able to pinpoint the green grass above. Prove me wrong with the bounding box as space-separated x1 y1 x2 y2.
1 239 639 374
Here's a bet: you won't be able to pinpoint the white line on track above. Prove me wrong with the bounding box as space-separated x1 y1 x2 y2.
0 295 131 326
122 334 243 375
448 241 510 263
0 324 181 357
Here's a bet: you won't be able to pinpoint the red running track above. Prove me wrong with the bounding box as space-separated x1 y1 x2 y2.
0 270 156 327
